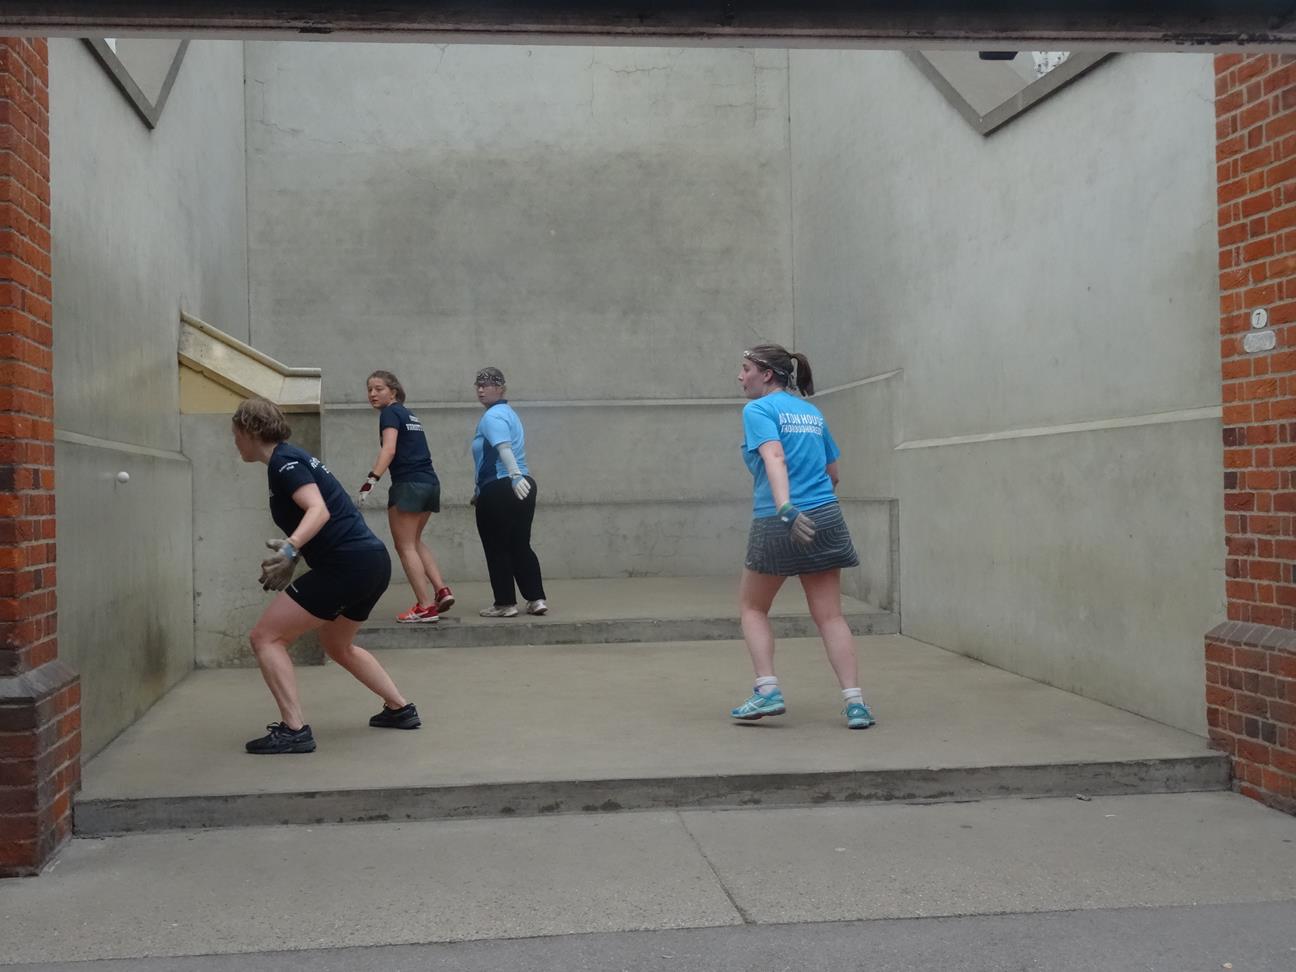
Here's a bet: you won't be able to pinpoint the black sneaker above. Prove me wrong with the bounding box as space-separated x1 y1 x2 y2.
245 722 316 754
369 702 421 729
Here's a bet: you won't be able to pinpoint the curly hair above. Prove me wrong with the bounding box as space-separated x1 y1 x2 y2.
231 396 292 444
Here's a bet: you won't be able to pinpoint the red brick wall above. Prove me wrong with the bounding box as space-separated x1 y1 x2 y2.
1212 52 1296 814
1206 624 1296 812
0 36 78 877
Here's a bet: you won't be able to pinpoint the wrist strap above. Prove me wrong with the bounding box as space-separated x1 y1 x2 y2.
281 541 299 560
367 471 381 483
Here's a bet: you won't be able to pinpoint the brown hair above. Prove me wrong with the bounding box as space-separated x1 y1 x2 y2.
367 370 406 403
232 396 292 443
744 343 816 397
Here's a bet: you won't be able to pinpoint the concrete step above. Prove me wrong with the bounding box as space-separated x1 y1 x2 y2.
359 577 898 648
75 636 1227 836
75 755 1229 836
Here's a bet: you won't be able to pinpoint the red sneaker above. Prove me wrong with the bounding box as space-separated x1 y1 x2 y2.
434 586 455 612
397 603 439 624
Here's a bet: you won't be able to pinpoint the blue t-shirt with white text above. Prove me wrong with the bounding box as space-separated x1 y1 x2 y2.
741 390 840 517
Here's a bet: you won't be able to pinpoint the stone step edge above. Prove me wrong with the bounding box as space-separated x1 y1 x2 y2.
74 754 1229 836
356 612 900 648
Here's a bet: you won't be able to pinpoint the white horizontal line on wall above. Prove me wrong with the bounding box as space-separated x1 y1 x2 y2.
896 404 1223 451
55 429 189 462
330 397 750 410
814 369 903 397
329 370 904 412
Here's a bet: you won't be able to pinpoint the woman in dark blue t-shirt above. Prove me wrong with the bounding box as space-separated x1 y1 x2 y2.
232 396 421 755
357 370 454 624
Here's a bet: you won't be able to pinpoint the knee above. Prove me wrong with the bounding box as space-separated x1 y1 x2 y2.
324 641 356 665
811 609 846 630
249 625 282 657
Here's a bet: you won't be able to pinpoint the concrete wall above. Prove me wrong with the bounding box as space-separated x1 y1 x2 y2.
790 51 1224 732
244 42 803 582
50 39 248 754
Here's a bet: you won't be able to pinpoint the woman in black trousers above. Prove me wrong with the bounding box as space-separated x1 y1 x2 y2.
470 366 548 617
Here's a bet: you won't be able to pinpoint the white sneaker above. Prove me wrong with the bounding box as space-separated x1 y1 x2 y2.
526 599 549 615
479 604 519 618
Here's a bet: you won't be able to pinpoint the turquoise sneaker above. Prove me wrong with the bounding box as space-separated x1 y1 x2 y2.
844 701 875 729
731 689 786 720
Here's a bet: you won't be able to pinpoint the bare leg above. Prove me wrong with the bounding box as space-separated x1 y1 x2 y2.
739 568 787 678
249 594 327 729
389 506 431 606
414 511 447 591
799 568 859 689
318 615 407 709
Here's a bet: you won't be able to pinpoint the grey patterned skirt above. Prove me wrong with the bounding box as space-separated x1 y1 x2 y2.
744 501 860 576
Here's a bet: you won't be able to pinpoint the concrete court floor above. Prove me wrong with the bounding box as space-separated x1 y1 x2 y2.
80 632 1214 803
2 792 1295 965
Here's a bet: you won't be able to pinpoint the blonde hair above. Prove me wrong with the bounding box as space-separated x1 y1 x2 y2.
232 396 292 443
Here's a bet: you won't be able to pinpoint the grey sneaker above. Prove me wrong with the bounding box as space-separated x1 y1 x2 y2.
526 599 549 615
479 604 519 618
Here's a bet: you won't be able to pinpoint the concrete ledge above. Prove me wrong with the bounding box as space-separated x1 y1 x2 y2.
359 610 899 650
74 754 1230 836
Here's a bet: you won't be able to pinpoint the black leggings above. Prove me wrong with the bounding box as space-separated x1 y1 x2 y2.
475 477 546 606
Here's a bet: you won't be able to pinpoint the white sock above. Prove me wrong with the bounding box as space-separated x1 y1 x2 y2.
755 676 780 696
842 687 864 705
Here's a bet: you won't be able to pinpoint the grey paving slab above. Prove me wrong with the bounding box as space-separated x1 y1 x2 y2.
679 791 1296 924
8 901 1296 972
0 813 740 965
5 794 1296 966
79 635 1216 809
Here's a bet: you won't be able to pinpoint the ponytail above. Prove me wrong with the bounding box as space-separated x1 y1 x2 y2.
744 343 816 397
790 353 815 397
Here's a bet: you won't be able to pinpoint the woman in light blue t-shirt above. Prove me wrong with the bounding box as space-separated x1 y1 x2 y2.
730 343 875 731
470 366 548 618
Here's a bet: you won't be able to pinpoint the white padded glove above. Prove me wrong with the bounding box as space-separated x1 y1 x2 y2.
496 443 532 501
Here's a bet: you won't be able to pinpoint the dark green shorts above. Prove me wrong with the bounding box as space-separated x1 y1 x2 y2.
388 480 441 514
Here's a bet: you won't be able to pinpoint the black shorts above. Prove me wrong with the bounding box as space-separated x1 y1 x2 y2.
388 480 441 514
285 546 392 622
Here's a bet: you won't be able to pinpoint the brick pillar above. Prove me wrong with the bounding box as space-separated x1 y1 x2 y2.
1209 53 1296 814
0 36 78 877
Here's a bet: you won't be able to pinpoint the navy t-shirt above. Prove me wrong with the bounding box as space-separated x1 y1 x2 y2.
267 442 384 567
379 403 438 484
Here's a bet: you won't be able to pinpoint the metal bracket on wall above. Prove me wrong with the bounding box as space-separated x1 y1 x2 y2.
905 51 1113 136
83 37 188 130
